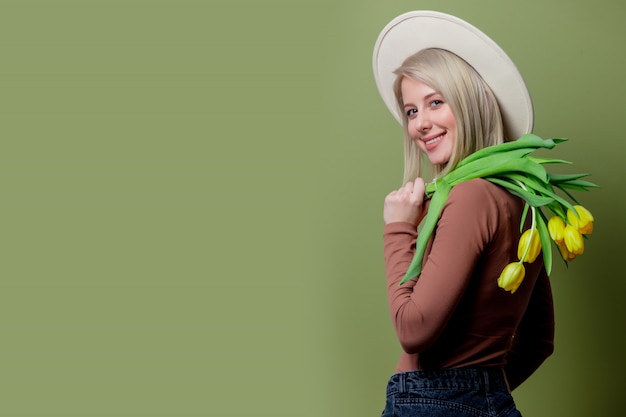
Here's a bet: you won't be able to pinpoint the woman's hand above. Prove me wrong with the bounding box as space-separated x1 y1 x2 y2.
383 178 426 225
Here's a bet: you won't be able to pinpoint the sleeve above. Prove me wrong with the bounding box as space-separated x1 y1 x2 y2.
383 180 497 354
504 268 555 390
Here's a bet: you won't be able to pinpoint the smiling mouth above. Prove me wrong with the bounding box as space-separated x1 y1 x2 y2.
424 134 443 146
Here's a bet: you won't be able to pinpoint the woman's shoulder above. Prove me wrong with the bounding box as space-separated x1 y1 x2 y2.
444 179 520 232
446 178 518 215
448 178 509 201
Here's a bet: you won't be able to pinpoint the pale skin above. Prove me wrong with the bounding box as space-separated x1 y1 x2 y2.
383 178 426 225
384 77 457 225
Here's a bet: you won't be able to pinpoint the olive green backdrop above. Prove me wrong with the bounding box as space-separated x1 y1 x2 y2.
1 0 624 416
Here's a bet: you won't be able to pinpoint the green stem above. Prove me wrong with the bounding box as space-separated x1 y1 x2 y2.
399 179 451 284
516 180 536 263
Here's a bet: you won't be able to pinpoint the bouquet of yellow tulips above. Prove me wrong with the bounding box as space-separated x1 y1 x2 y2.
400 134 598 292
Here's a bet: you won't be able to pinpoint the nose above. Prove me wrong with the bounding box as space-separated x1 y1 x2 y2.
415 110 432 132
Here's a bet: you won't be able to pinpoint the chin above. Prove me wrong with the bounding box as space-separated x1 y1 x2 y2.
428 157 450 166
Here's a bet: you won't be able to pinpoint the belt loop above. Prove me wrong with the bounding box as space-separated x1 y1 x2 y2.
483 369 491 393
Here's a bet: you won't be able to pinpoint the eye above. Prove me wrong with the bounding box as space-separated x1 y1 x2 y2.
430 99 444 107
405 108 417 118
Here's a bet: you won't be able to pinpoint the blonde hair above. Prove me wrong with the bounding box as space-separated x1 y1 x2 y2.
393 48 507 184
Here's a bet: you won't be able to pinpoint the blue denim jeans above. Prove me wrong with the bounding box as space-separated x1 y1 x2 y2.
380 368 522 417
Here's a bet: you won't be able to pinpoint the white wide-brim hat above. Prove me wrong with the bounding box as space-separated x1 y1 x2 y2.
373 10 533 140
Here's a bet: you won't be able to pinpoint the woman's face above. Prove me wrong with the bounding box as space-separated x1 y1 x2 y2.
401 77 457 166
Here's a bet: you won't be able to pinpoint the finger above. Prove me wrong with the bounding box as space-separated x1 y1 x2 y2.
412 177 425 196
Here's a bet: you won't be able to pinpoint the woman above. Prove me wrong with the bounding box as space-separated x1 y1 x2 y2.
373 11 555 417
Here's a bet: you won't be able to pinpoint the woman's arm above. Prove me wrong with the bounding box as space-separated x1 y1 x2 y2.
383 179 496 353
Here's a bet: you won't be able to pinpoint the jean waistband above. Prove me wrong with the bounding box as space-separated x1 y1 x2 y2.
386 368 510 395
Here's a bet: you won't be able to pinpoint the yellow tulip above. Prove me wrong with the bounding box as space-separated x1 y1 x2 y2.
556 240 577 261
548 216 566 243
498 262 525 294
567 205 594 235
518 228 541 263
564 224 584 255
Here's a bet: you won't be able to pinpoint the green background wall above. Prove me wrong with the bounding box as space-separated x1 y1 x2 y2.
1 1 624 416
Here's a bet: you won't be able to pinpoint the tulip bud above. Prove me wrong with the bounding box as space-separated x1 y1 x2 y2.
498 262 525 294
548 216 566 243
557 240 577 261
567 205 594 235
564 224 584 255
517 228 541 263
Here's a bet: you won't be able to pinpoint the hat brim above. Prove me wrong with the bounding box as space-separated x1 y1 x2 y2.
373 10 533 140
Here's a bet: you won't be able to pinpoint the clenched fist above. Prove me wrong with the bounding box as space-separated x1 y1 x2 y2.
383 178 426 225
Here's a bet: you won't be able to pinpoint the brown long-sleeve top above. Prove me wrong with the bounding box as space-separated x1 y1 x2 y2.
383 178 554 390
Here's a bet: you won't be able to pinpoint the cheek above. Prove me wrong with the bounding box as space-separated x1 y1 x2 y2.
413 137 426 152
406 118 415 131
440 116 457 143
445 112 457 133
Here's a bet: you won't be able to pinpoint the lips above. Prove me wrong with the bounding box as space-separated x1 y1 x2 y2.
422 133 444 150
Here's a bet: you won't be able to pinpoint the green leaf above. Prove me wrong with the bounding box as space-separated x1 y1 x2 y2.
553 185 581 206
447 148 536 183
455 134 558 168
551 138 569 144
527 156 572 165
545 201 567 219
503 172 555 194
487 177 555 206
502 173 577 213
556 183 596 192
448 152 550 185
520 203 530 233
535 210 553 275
548 173 591 183
555 179 600 191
